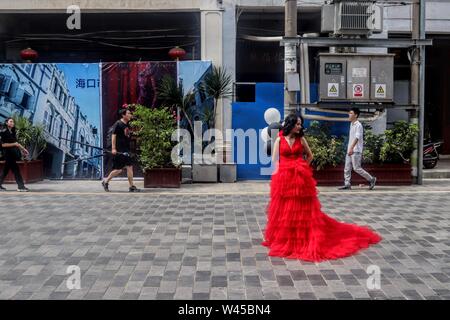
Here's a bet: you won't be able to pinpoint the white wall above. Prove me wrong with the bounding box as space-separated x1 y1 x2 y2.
0 0 218 11
3 0 450 153
386 1 450 33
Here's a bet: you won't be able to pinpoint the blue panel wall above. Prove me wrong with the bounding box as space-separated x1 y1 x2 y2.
232 82 351 180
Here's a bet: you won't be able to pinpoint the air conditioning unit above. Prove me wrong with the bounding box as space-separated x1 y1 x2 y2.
321 1 383 36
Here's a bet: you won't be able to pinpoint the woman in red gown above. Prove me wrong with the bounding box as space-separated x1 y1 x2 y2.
262 114 381 262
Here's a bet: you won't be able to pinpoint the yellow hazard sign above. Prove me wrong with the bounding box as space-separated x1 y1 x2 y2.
375 84 386 98
327 83 339 97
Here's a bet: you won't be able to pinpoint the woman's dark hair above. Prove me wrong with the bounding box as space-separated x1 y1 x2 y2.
281 113 304 137
4 117 15 131
119 108 130 118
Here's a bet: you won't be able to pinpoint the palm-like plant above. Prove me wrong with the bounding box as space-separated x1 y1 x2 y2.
12 115 47 160
199 66 233 129
158 75 195 133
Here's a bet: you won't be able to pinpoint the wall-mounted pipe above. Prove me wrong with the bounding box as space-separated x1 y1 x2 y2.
300 108 384 122
240 35 282 42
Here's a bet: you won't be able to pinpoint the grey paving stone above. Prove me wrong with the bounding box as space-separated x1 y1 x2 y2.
0 187 448 300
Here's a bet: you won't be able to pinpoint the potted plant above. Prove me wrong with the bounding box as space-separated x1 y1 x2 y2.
305 121 346 185
306 120 418 186
197 65 235 182
306 121 345 170
380 120 419 164
131 104 181 188
0 115 46 183
158 75 196 183
158 75 196 134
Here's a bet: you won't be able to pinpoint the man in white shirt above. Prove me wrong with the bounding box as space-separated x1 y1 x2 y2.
338 108 377 190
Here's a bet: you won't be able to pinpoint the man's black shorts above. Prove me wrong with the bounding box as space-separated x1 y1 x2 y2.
112 154 133 170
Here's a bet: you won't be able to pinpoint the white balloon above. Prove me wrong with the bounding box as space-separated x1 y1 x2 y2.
261 127 269 142
264 108 281 125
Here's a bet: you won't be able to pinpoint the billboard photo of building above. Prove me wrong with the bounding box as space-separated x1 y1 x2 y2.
0 63 102 179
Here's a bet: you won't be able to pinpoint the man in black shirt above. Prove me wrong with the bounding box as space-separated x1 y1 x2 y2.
0 117 29 192
102 109 140 192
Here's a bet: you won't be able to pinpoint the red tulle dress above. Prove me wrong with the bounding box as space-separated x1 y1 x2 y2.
262 130 381 262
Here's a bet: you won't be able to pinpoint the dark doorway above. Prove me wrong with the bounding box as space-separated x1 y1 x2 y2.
0 12 201 63
425 35 450 154
235 8 322 102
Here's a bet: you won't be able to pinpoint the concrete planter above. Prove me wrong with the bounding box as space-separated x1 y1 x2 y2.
313 163 412 186
192 163 218 182
181 165 193 184
144 167 181 188
219 163 237 183
0 160 44 184
192 153 218 182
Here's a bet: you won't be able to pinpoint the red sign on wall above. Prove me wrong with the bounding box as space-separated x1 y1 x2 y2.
352 84 364 98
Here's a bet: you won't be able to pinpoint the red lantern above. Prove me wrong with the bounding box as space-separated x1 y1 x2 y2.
168 46 186 61
20 48 38 62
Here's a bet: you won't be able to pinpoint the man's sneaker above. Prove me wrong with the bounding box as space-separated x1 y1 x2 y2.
17 187 29 192
338 185 352 190
0 185 6 191
369 177 377 190
129 186 140 192
102 180 109 192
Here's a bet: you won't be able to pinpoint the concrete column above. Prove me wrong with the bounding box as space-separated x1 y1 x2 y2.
222 1 236 163
201 9 225 163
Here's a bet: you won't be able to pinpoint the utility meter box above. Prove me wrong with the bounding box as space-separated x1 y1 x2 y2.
319 53 394 103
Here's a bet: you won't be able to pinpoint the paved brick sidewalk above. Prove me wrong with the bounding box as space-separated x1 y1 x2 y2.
0 180 449 300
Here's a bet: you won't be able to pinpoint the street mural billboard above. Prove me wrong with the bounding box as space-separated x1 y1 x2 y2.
0 61 219 180
0 63 102 179
101 62 177 177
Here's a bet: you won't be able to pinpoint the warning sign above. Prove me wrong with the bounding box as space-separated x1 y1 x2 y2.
352 84 364 98
327 83 339 97
375 84 386 98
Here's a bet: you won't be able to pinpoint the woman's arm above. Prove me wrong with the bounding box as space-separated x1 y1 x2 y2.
1 142 29 156
272 137 280 164
301 137 314 165
2 142 19 148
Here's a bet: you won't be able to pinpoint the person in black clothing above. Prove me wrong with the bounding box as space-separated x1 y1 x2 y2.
102 109 140 192
0 118 29 192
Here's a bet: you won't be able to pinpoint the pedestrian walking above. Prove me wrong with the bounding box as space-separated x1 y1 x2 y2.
338 108 377 190
101 108 140 192
0 118 30 192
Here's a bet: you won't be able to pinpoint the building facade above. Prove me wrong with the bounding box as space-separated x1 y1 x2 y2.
0 0 449 160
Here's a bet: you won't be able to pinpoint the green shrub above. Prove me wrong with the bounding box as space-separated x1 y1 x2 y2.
305 121 345 170
362 123 384 164
305 120 418 168
131 105 179 170
380 121 419 163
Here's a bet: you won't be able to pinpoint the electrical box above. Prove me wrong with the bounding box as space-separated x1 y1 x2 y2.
319 53 394 103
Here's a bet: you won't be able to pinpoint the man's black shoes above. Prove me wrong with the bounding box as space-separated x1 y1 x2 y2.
369 177 377 190
102 180 109 192
338 185 352 190
0 185 6 191
129 186 140 192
